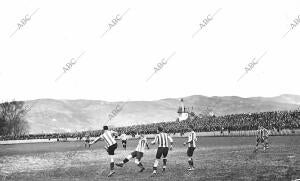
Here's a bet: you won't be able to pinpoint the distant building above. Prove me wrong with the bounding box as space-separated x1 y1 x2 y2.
177 99 189 121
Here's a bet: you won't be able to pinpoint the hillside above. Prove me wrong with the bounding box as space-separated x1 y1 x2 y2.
24 94 300 134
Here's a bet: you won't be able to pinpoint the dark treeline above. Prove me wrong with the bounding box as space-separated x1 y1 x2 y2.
0 101 29 136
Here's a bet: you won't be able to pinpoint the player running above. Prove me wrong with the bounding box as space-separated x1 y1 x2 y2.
89 126 118 177
183 125 197 171
151 126 174 176
116 134 149 172
120 132 127 150
255 125 269 152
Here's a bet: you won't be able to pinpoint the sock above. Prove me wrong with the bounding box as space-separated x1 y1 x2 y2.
153 160 159 172
188 160 192 167
110 162 114 170
123 158 129 164
163 158 167 168
153 167 157 173
190 158 194 167
137 162 144 168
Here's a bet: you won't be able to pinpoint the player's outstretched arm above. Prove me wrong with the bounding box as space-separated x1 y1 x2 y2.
151 135 158 145
89 136 102 145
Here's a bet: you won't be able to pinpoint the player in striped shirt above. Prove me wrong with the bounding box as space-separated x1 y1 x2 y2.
151 126 174 175
255 125 269 152
116 134 149 172
183 125 197 171
120 132 127 150
89 126 118 177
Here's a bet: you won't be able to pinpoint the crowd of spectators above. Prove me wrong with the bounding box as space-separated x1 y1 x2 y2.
115 109 300 135
0 130 102 141
1 109 299 141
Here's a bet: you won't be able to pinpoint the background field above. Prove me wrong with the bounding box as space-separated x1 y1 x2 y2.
0 136 299 181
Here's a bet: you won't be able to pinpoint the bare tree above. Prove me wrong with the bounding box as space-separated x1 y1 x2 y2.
0 113 6 135
0 100 29 136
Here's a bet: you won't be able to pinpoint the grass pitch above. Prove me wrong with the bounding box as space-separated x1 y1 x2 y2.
0 136 299 181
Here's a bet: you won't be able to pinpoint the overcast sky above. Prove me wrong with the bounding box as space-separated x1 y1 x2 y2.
0 0 300 102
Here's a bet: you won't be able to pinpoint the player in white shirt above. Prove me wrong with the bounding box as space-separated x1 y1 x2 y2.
89 126 118 177
120 132 127 150
151 126 173 176
116 134 149 172
183 125 197 171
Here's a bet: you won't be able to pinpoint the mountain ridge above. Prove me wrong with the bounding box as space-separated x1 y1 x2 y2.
24 94 300 134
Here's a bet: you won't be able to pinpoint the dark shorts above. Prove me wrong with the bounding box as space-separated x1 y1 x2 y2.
85 140 90 143
131 151 144 161
156 147 169 159
107 143 118 155
122 140 127 145
187 147 195 157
